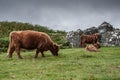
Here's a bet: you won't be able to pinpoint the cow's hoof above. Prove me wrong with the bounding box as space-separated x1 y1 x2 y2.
34 56 38 59
42 56 45 57
7 56 12 58
18 57 23 59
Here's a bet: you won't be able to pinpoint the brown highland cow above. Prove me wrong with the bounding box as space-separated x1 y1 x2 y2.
85 42 100 52
7 30 59 59
80 33 101 47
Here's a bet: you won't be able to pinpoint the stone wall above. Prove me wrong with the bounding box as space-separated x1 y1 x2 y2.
66 22 120 47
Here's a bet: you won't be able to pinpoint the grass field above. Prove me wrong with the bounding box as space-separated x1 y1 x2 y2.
0 47 120 80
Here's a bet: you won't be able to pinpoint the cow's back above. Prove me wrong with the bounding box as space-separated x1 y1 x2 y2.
20 30 53 50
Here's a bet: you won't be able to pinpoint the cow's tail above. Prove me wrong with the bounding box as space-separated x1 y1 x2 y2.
7 32 13 56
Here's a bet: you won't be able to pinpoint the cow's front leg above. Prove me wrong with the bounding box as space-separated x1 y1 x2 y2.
34 50 45 58
40 51 45 57
34 49 39 58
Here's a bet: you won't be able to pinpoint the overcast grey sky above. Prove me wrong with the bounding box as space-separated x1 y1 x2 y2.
0 0 120 31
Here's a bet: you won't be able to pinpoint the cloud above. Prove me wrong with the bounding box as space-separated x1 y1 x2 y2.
0 0 120 31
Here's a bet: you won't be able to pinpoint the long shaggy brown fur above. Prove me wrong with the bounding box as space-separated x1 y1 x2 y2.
85 44 99 52
93 42 101 49
80 33 100 47
7 30 59 59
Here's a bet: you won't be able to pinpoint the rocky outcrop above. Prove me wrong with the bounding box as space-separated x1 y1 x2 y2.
83 27 98 34
98 21 114 33
66 21 120 47
66 29 83 47
100 29 120 46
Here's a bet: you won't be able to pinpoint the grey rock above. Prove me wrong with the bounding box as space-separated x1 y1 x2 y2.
98 21 114 33
66 29 83 47
83 27 98 35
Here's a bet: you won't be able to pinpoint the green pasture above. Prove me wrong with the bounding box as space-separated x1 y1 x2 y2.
0 47 120 80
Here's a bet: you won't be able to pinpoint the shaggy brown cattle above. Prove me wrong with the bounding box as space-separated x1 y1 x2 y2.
85 44 99 52
7 30 60 59
85 42 100 52
80 33 101 47
93 42 101 49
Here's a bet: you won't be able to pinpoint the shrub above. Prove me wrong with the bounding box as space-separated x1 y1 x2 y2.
0 38 9 52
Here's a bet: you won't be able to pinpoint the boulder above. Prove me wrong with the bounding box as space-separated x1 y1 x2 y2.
98 21 114 33
101 29 120 46
66 29 83 47
83 27 98 35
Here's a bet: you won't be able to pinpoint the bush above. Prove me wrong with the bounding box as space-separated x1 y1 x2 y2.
61 41 72 49
0 38 9 52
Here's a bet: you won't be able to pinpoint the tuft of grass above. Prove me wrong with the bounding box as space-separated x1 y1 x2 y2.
0 47 120 80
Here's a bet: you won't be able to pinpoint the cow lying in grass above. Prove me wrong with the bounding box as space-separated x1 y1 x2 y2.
85 42 100 52
7 30 60 59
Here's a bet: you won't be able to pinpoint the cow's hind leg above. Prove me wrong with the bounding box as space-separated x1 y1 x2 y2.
15 47 23 59
7 46 15 58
